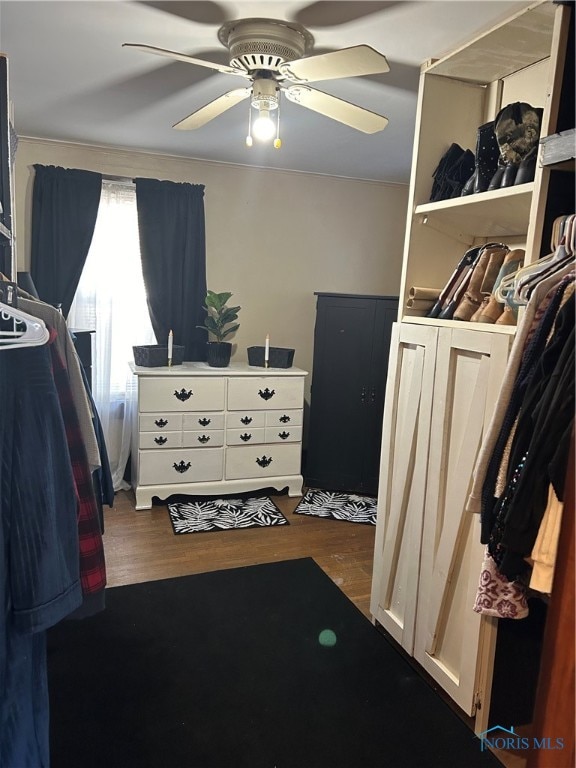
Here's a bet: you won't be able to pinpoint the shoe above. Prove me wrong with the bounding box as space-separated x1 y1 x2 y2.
473 248 524 323
427 246 481 317
515 146 538 185
453 244 509 321
488 159 506 191
430 143 467 202
495 305 518 326
461 121 500 196
500 162 519 187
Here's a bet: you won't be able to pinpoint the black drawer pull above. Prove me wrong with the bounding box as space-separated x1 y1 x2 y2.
154 436 168 445
279 414 291 423
278 431 290 440
256 455 272 468
197 435 210 444
174 388 193 402
173 461 191 473
154 418 168 428
258 388 275 401
240 433 252 442
240 416 253 425
198 417 211 426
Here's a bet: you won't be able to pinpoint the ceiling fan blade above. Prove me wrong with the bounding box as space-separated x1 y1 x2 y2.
123 43 248 77
173 88 251 130
279 45 389 84
283 85 388 134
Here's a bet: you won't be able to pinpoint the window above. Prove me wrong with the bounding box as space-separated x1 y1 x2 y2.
68 179 155 488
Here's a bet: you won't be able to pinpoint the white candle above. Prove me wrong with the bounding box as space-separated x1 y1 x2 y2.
168 329 173 364
264 334 270 364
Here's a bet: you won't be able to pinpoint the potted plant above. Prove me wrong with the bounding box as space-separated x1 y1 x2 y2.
198 290 241 367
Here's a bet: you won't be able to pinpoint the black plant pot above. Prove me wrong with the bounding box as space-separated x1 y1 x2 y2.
206 341 232 368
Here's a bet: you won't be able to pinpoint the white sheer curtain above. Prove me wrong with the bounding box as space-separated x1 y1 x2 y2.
68 180 155 490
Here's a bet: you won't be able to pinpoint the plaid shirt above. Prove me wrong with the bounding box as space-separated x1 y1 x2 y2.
49 331 106 594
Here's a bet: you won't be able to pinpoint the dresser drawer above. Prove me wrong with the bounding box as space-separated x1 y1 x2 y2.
226 412 266 429
140 413 183 432
226 428 266 446
265 426 302 444
227 377 304 411
139 431 182 449
225 443 301 480
265 409 303 427
182 430 224 448
139 377 226 412
183 412 225 430
139 448 224 485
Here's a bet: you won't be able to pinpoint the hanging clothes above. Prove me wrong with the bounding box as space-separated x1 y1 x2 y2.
469 216 575 619
0 342 82 768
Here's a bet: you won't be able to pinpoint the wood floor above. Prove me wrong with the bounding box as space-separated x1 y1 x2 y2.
104 489 521 768
104 489 376 620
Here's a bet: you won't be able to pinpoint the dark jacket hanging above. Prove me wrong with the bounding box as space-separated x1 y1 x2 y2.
135 178 207 361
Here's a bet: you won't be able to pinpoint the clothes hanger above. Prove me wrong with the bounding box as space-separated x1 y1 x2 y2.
0 301 50 349
494 215 576 304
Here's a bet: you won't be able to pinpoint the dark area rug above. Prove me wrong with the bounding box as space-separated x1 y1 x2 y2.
167 495 288 534
294 488 378 525
47 558 500 768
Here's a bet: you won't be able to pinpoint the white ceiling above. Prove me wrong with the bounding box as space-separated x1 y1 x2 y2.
0 0 531 183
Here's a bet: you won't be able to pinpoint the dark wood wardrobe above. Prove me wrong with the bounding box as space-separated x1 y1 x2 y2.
305 292 398 496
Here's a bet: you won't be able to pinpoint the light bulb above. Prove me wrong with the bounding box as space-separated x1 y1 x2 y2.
252 109 276 141
274 138 282 149
246 135 253 147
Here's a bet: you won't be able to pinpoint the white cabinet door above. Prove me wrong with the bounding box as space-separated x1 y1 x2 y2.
370 323 438 652
413 328 510 715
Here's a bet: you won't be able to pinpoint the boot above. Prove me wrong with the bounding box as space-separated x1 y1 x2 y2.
515 145 538 185
453 244 509 321
476 249 525 323
461 121 500 196
470 295 497 323
427 246 481 318
495 305 518 326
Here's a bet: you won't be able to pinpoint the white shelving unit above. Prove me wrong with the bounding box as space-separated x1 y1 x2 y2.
371 0 573 735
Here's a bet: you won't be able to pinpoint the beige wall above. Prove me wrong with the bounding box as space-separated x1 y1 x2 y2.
14 138 409 395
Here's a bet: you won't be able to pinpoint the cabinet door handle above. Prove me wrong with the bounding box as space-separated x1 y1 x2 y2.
240 416 253 425
174 388 193 402
278 431 290 440
154 418 168 428
258 388 275 401
279 414 291 423
197 435 210 443
173 461 191 473
255 455 273 468
240 433 252 442
154 436 168 445
198 417 211 426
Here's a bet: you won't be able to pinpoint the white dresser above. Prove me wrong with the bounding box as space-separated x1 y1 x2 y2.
129 362 308 510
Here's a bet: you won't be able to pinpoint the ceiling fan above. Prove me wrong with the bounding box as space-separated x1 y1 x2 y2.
123 17 390 146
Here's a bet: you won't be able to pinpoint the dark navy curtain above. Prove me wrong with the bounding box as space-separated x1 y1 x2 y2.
135 178 207 361
30 165 102 317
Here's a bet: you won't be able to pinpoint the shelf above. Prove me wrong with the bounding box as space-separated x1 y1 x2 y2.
426 1 556 84
414 184 533 241
540 128 575 169
401 315 517 335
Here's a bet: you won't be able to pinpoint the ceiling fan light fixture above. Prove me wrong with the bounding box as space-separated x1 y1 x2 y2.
252 109 276 141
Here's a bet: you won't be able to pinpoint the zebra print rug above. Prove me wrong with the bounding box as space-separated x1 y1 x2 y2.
294 489 378 525
168 496 289 534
